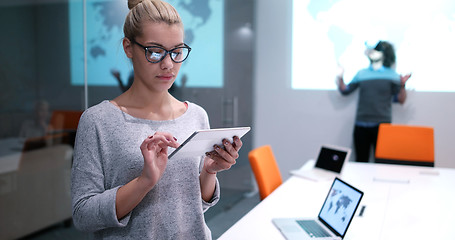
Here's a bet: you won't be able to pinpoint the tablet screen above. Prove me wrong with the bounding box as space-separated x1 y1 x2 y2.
168 127 251 159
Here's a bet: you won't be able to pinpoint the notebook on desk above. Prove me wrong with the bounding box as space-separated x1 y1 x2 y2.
272 177 363 240
291 145 351 181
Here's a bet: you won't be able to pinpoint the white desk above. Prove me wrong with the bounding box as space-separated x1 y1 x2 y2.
219 161 455 240
0 138 23 174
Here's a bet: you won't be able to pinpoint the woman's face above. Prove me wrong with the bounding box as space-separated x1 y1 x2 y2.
125 21 185 93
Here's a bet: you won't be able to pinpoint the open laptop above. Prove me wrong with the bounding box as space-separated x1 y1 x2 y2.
291 145 351 181
272 177 363 240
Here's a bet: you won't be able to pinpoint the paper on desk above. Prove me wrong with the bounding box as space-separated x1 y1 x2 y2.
0 152 21 175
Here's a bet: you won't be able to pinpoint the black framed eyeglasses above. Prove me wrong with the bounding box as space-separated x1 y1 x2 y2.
132 40 191 63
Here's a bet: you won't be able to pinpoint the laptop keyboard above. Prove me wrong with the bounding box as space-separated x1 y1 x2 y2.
296 220 331 238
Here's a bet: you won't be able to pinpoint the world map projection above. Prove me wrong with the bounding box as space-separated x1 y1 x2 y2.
69 0 224 88
292 0 455 92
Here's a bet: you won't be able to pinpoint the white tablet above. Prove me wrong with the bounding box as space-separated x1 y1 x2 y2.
168 127 251 159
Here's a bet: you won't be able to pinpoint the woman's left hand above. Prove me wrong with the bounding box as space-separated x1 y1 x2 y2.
203 136 243 174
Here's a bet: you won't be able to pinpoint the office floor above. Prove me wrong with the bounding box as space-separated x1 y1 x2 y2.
17 188 260 240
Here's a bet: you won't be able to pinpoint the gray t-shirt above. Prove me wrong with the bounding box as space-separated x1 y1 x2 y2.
71 100 220 239
340 66 401 124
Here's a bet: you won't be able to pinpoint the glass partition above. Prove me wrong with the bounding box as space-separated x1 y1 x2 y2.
0 0 253 238
0 1 86 239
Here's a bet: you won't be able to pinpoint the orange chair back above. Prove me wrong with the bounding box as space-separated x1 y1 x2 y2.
49 110 83 131
375 123 434 167
248 145 283 200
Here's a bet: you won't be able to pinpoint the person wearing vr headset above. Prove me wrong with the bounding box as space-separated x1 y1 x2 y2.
336 40 411 162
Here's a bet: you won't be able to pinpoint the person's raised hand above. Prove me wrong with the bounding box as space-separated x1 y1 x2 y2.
400 73 412 86
111 69 121 79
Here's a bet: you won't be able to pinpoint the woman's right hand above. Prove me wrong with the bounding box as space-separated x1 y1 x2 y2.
139 132 180 190
115 132 179 219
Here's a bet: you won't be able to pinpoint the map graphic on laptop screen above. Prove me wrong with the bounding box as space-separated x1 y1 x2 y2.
318 178 363 236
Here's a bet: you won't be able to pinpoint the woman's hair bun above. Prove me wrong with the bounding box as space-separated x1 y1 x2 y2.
128 0 144 10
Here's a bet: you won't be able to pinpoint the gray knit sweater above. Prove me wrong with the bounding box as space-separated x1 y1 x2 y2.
71 100 220 239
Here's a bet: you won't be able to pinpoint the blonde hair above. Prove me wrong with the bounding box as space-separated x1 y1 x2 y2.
124 0 182 41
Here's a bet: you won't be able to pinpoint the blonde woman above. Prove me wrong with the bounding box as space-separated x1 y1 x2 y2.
71 1 242 239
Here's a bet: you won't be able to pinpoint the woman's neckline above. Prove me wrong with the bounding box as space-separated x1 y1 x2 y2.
106 100 189 122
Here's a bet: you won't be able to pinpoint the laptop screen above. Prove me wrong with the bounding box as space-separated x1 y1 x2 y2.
315 146 349 173
318 178 363 237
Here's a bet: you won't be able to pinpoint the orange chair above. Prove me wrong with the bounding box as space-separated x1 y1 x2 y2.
375 123 434 167
248 145 283 200
49 110 83 131
48 110 83 147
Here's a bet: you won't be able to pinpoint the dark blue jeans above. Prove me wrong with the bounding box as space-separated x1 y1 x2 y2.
353 125 379 162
